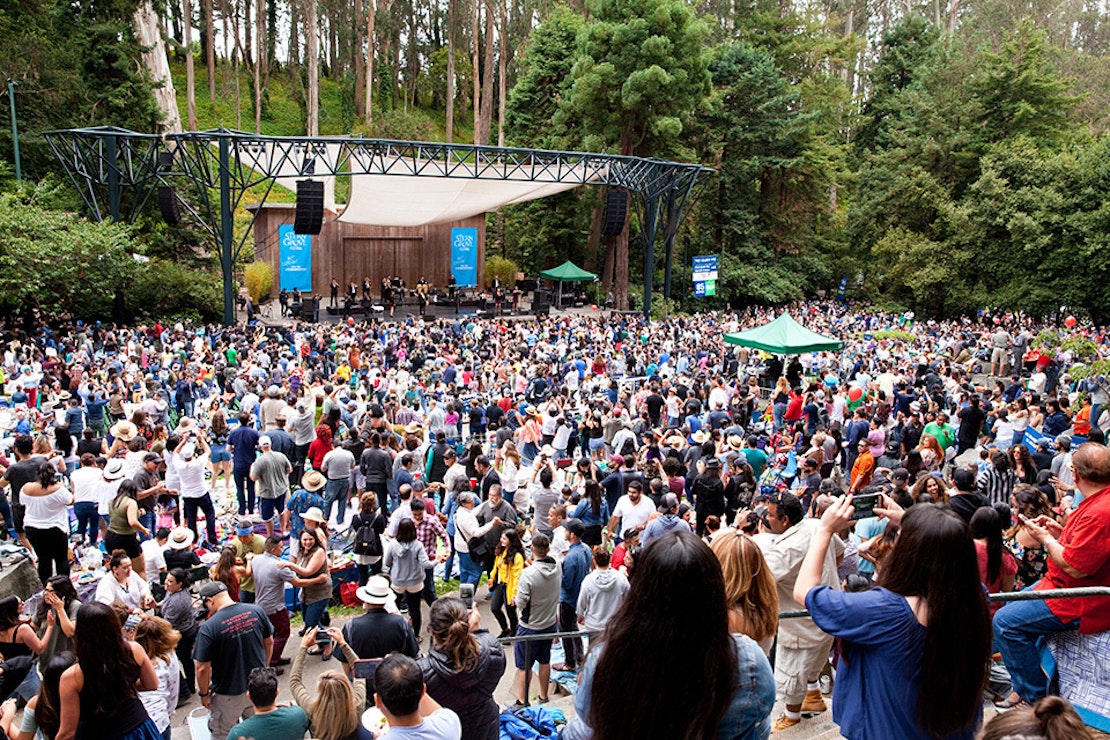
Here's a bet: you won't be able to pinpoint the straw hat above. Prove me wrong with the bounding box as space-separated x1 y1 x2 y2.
727 434 744 451
404 422 422 435
691 430 710 444
110 420 138 442
300 470 327 492
301 506 326 524
167 527 195 550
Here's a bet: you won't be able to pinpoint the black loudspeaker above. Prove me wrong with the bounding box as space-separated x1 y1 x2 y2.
294 179 325 235
601 188 628 236
158 186 181 225
534 289 550 316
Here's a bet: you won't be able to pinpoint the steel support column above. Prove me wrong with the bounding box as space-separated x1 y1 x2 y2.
641 194 661 321
219 136 236 325
106 135 121 222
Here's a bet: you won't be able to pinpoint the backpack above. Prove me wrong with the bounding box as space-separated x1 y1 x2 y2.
353 516 383 557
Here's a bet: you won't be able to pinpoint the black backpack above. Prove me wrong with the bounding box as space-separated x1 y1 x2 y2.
353 516 383 557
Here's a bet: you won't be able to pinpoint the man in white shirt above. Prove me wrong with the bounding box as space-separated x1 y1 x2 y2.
141 527 169 583
177 435 218 547
607 479 654 541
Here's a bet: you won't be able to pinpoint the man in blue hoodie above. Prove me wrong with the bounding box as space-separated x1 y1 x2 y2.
641 493 685 547
553 519 591 672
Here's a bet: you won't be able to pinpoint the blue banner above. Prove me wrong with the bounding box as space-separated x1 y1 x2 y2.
451 227 479 288
279 226 312 292
692 255 719 281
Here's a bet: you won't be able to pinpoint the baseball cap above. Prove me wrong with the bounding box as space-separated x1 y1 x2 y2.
198 581 228 600
259 435 272 447
661 493 679 511
563 519 586 538
953 468 976 491
891 468 910 483
143 452 162 463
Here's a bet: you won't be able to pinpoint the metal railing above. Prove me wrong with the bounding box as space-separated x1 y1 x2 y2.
500 586 1110 707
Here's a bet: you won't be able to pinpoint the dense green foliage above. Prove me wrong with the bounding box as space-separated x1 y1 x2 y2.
3 0 1110 320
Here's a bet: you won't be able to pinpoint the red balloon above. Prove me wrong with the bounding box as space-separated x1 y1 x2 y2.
848 386 864 402
1065 316 1077 328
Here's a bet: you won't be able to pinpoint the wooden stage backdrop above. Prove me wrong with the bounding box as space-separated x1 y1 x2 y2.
248 203 486 297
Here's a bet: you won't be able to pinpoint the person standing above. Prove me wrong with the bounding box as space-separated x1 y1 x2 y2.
250 534 329 670
0 434 42 553
321 438 356 526
250 435 292 537
227 412 260 516
177 435 217 547
194 581 274 740
337 576 419 680
576 548 629 635
410 497 449 611
553 519 590 673
453 493 501 588
511 533 560 706
20 460 73 584
760 492 844 733
161 568 199 703
231 520 266 604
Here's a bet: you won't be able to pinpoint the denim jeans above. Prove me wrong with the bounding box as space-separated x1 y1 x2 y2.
458 550 482 588
233 466 256 515
74 501 100 544
0 495 15 541
138 511 155 541
302 598 329 631
323 478 349 525
994 595 1080 701
1092 404 1103 432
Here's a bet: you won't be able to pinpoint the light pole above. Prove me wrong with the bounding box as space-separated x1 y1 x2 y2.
7 80 20 181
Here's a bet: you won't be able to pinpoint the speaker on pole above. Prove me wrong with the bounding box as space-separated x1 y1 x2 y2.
601 188 628 236
157 186 181 225
294 179 325 235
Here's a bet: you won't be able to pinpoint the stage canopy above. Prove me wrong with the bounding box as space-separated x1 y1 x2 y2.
337 159 596 227
540 261 598 282
723 313 844 354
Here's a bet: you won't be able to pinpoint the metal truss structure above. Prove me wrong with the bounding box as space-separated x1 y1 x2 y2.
44 127 714 324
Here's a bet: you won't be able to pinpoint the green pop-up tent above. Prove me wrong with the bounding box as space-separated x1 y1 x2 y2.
723 312 844 354
539 261 598 308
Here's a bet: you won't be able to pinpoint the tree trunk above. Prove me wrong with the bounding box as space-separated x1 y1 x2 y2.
289 2 299 70
184 0 197 129
354 0 365 118
243 0 252 66
134 1 183 133
254 0 264 132
496 0 506 147
205 0 216 102
472 0 480 138
305 0 319 136
477 0 494 144
445 0 455 142
365 0 375 125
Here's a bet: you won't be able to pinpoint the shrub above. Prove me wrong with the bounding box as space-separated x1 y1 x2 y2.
244 260 274 303
485 255 518 288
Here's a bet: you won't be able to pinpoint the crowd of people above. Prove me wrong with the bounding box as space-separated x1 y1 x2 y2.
0 299 1106 739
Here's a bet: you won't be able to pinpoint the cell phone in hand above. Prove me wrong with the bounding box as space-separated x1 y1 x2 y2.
352 658 382 682
460 583 475 610
315 630 333 646
850 493 880 521
124 613 141 632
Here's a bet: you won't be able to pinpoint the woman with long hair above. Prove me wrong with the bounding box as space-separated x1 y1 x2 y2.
570 480 608 547
289 627 366 740
33 575 81 666
1004 484 1055 590
980 696 1095 740
207 408 232 491
134 617 181 740
495 441 522 512
21 460 73 584
307 423 334 471
794 498 991 739
562 529 775 740
771 377 790 432
384 518 432 639
910 474 949 504
159 569 198 701
55 601 161 740
104 480 150 579
209 546 242 602
420 597 506 740
0 595 53 702
283 528 332 650
94 550 154 612
917 434 944 472
490 529 525 638
709 529 779 655
1010 443 1037 485
350 492 386 585
970 507 1018 614
0 651 76 740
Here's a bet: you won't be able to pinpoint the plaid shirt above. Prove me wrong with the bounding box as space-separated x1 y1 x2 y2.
415 514 450 560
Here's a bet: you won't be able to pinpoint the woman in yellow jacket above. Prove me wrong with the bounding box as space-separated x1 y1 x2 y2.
490 528 526 638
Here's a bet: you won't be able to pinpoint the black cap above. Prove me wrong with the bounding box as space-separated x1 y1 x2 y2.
891 468 910 482
563 519 586 538
953 468 976 491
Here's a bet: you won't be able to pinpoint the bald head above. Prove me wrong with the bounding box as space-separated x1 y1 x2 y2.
1073 443 1110 487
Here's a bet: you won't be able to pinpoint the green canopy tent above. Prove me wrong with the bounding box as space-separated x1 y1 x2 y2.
723 312 844 354
539 260 599 309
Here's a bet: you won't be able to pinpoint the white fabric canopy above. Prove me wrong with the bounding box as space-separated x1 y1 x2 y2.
337 158 600 227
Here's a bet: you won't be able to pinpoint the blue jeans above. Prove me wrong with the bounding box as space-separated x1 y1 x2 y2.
458 550 482 588
0 495 16 541
302 598 329 631
74 502 99 544
1092 403 1103 431
772 403 787 431
994 595 1080 701
234 466 256 515
138 511 155 541
323 478 349 525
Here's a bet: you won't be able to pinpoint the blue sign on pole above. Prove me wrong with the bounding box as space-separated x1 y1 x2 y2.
279 225 312 292
692 255 719 282
451 227 479 288
694 281 706 297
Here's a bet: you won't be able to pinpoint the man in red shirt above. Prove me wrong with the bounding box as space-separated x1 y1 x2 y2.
994 442 1110 706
